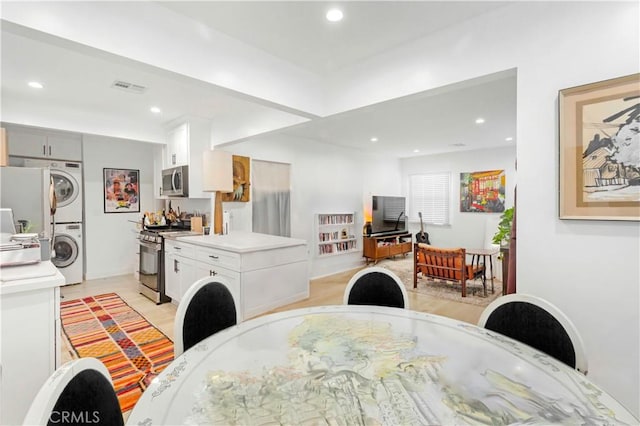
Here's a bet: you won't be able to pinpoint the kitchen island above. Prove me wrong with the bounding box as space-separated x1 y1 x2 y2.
165 232 309 320
0 261 65 425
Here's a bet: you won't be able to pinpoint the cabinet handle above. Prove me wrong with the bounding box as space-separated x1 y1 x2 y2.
49 145 52 156
208 255 219 259
175 246 181 250
210 270 217 276
174 259 179 273
43 145 46 155
172 154 176 165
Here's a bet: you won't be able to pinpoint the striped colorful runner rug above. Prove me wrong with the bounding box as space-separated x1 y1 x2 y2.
60 293 174 412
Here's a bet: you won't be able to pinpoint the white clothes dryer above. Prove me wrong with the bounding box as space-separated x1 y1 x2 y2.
23 158 83 223
52 222 83 285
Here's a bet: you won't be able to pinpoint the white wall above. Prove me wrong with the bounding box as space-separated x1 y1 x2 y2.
83 134 160 280
223 135 402 278
401 146 517 249
329 2 639 415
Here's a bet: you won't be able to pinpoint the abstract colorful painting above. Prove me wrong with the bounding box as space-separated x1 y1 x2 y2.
460 170 505 213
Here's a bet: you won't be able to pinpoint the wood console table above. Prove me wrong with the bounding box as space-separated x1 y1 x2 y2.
363 232 412 264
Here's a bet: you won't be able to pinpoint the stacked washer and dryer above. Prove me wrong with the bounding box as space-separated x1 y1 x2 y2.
24 159 84 285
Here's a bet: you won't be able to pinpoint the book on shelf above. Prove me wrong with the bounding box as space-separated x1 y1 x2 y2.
318 214 354 225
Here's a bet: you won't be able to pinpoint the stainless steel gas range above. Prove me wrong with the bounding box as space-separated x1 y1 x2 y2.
138 227 198 304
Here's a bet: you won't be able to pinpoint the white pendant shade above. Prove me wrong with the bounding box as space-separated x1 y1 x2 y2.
202 150 233 192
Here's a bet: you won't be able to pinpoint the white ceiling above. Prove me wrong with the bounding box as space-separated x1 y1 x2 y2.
159 1 505 75
273 70 516 158
1 1 516 157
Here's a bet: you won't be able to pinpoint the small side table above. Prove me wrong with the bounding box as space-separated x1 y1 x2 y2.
467 247 499 296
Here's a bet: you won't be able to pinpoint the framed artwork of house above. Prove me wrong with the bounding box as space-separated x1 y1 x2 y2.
559 73 640 221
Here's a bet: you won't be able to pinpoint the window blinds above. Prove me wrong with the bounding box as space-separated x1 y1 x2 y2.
409 172 451 225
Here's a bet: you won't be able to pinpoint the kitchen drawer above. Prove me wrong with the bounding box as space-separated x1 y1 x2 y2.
195 247 240 270
165 240 195 258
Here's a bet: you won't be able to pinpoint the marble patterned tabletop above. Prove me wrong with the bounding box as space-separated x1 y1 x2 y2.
126 305 637 425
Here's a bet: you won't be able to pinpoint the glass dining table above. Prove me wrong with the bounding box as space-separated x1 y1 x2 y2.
126 305 638 425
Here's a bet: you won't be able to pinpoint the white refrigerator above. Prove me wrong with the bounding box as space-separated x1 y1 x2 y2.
0 166 52 238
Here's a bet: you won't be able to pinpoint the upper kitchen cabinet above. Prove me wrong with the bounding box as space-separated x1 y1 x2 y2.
4 124 82 161
161 117 211 198
165 123 189 168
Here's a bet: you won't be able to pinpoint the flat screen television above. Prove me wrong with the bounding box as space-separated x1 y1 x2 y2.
371 195 407 234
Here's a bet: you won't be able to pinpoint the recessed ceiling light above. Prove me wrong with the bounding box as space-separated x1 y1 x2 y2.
28 81 43 89
150 106 162 114
475 118 485 124
413 149 420 153
505 137 513 141
370 137 378 143
326 8 343 22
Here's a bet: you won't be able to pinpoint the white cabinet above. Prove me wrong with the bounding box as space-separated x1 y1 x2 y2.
164 239 200 304
5 124 82 161
0 262 65 425
165 122 189 168
164 249 180 302
315 213 358 257
162 117 211 198
164 232 309 320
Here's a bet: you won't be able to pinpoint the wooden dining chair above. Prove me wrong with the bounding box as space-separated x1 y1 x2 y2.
174 276 239 356
343 267 409 309
23 357 123 426
478 294 588 374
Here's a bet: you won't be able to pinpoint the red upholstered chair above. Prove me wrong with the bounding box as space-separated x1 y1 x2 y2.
414 243 484 297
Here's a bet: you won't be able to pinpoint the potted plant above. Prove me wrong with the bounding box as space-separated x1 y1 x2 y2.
492 206 514 247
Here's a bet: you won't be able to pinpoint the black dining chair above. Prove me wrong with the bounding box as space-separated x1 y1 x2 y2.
174 276 239 356
23 357 123 426
478 294 588 374
343 267 409 309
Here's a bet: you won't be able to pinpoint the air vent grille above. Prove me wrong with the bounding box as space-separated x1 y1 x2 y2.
111 80 147 94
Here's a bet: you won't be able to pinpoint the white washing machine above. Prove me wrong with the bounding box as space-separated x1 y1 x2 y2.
52 222 83 285
23 158 83 223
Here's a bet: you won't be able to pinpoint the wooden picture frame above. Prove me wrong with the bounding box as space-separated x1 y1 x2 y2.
221 155 250 202
103 168 140 213
559 73 640 221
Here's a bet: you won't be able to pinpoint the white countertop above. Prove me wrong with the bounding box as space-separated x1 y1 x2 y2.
0 260 65 294
176 231 307 252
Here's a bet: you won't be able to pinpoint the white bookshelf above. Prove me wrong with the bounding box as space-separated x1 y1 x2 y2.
315 213 359 257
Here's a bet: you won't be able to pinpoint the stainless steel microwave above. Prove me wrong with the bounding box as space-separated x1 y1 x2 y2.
162 165 189 197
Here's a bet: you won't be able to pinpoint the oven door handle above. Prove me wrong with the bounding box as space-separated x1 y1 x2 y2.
139 240 161 251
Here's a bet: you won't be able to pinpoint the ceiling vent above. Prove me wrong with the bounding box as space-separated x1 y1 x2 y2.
111 80 147 94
